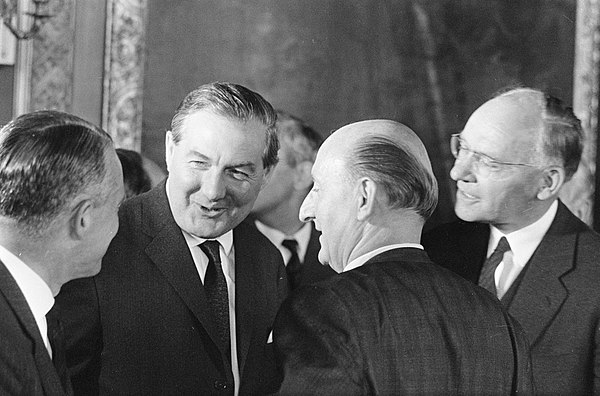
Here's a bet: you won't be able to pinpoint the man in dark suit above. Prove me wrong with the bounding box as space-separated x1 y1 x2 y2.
250 111 335 289
55 83 288 395
0 110 124 395
274 119 533 394
423 87 600 394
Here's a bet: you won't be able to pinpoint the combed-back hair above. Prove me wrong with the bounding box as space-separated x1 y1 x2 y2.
0 110 113 235
348 136 438 219
170 82 279 169
117 148 152 198
275 110 322 167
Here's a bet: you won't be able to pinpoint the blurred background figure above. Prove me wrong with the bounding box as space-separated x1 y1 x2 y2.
116 148 152 198
251 110 335 290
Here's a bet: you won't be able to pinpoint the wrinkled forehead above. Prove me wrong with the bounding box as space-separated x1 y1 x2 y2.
466 91 545 140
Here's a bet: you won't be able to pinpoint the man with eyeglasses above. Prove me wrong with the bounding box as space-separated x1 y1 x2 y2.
423 87 600 395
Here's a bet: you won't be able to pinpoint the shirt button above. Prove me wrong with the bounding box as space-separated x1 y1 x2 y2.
214 380 228 390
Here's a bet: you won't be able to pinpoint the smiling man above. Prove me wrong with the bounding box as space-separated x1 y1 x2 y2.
55 82 288 395
273 119 533 395
423 87 600 394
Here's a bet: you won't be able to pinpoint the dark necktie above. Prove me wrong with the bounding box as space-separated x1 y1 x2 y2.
478 236 511 297
46 309 72 393
200 241 231 353
282 239 302 290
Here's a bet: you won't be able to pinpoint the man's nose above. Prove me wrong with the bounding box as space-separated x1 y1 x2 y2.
202 170 227 200
449 155 476 182
299 191 315 223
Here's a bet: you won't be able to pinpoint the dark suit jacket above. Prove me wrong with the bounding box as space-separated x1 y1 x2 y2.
247 218 335 289
273 248 533 395
423 201 600 395
55 182 289 395
0 261 72 396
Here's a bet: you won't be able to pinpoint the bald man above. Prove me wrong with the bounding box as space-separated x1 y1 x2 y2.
423 88 600 394
273 119 533 395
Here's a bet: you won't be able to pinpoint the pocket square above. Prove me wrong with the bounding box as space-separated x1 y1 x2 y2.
267 330 273 344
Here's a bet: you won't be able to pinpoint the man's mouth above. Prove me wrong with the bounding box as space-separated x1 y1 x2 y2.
457 188 477 200
199 205 227 217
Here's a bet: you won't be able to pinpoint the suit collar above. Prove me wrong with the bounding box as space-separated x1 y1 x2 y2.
505 201 582 346
345 244 424 272
0 244 54 343
0 261 66 395
364 247 431 266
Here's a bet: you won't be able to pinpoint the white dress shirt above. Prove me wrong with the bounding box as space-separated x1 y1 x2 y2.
488 200 558 298
254 220 312 265
0 244 54 357
344 243 424 272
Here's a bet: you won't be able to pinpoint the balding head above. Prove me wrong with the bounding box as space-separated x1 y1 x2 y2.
450 87 582 232
323 119 438 219
299 119 437 271
466 88 582 178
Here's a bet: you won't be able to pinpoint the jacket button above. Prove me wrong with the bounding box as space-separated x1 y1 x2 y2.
214 380 228 390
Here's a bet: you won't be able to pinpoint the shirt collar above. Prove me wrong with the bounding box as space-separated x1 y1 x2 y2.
344 243 423 273
181 228 234 256
254 220 312 261
0 243 54 330
488 200 558 268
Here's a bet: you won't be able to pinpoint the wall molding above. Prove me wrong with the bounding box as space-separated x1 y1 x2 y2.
102 0 148 150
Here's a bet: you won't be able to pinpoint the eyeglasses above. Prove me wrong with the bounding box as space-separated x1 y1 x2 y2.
450 134 539 175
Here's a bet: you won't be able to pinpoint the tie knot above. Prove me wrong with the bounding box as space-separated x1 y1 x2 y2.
282 239 298 253
494 237 511 255
200 240 221 264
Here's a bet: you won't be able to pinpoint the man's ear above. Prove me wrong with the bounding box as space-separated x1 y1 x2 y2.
356 178 377 221
69 198 94 240
293 161 313 191
165 131 174 173
537 166 565 201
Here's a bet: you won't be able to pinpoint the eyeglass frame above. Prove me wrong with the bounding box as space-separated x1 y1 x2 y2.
449 133 541 172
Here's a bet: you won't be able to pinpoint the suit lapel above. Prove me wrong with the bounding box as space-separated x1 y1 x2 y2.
141 183 224 353
233 224 261 377
506 202 577 346
0 261 66 395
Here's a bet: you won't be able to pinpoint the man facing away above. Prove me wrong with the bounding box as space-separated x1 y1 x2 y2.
0 110 124 395
423 87 600 395
55 82 289 395
273 119 533 395
250 111 335 290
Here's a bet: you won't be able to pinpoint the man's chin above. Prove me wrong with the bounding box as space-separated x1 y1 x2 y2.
454 204 484 224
